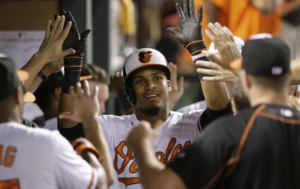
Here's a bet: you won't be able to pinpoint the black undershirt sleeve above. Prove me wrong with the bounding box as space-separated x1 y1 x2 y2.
58 122 85 141
200 101 233 130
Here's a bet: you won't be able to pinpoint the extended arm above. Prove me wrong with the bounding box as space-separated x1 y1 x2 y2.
59 81 114 186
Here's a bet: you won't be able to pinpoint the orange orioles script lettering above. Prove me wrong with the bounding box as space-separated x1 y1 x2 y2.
114 138 191 186
138 51 152 63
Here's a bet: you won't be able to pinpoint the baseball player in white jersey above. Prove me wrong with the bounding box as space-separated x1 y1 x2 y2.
0 55 106 188
58 1 232 188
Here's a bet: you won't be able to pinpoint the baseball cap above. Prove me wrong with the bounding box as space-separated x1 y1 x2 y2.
0 54 35 102
230 35 290 76
123 48 171 80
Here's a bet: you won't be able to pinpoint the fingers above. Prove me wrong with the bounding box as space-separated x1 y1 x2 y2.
83 80 90 96
197 68 220 76
54 16 65 39
169 63 177 89
182 0 189 19
202 51 222 64
189 0 196 20
196 60 221 70
167 27 181 37
50 16 61 37
175 3 185 23
81 29 91 41
69 86 77 100
92 85 99 99
76 82 84 96
45 20 52 39
62 48 76 57
178 77 184 93
197 5 203 22
59 21 72 42
223 27 235 42
202 76 223 82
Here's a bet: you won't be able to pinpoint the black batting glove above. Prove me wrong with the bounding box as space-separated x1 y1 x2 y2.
167 0 207 56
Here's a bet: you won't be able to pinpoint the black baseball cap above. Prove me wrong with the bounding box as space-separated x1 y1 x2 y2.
230 36 290 76
0 54 35 102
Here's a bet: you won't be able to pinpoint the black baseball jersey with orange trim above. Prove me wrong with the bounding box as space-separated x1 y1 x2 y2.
169 104 300 189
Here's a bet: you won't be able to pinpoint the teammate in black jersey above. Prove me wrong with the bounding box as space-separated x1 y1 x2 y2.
127 36 300 189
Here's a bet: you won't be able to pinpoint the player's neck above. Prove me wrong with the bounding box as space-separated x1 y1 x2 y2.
135 106 169 126
249 88 291 107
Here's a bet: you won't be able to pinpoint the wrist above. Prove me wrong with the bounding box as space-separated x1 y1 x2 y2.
33 53 50 65
82 114 99 127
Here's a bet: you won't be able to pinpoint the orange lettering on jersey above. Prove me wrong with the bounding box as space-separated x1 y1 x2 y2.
114 138 191 186
4 146 17 167
114 141 136 174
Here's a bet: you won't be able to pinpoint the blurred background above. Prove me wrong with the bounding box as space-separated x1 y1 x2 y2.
0 0 299 119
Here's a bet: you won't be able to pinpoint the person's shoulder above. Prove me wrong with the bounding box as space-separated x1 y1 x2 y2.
99 114 131 122
3 122 62 145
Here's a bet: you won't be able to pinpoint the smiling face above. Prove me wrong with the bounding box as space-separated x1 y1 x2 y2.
130 66 170 116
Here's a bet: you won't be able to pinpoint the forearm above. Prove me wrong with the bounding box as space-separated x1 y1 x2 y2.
83 116 115 186
134 141 167 189
27 68 54 93
81 151 107 189
59 93 78 127
290 59 300 85
20 53 47 88
201 81 230 110
204 0 219 23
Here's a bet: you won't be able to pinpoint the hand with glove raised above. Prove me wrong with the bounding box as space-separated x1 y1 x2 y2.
54 9 91 94
167 0 207 56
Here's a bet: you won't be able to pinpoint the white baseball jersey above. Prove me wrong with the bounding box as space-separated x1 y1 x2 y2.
176 100 207 114
0 122 98 189
99 110 205 189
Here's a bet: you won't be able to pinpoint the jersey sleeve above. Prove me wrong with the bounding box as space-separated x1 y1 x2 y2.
168 118 232 189
52 132 98 189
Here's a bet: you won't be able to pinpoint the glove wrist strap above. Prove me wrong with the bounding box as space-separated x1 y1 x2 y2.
186 41 207 56
72 138 104 163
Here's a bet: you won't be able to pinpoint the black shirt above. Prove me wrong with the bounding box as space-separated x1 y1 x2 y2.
169 104 300 189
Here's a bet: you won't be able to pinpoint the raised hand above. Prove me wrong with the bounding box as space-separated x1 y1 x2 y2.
289 85 300 109
41 58 64 76
59 80 100 123
195 60 237 82
204 23 242 68
37 16 75 63
127 120 163 152
109 71 125 97
167 0 207 55
168 63 184 110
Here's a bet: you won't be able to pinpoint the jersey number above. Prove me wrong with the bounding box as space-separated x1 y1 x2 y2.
0 179 19 189
0 146 17 167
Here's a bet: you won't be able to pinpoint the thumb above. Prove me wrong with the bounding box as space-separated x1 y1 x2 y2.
202 50 221 64
63 48 76 57
178 77 184 93
167 27 181 37
81 29 91 41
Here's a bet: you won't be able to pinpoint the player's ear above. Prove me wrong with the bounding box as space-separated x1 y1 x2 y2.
13 86 23 105
167 80 171 91
54 87 62 100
